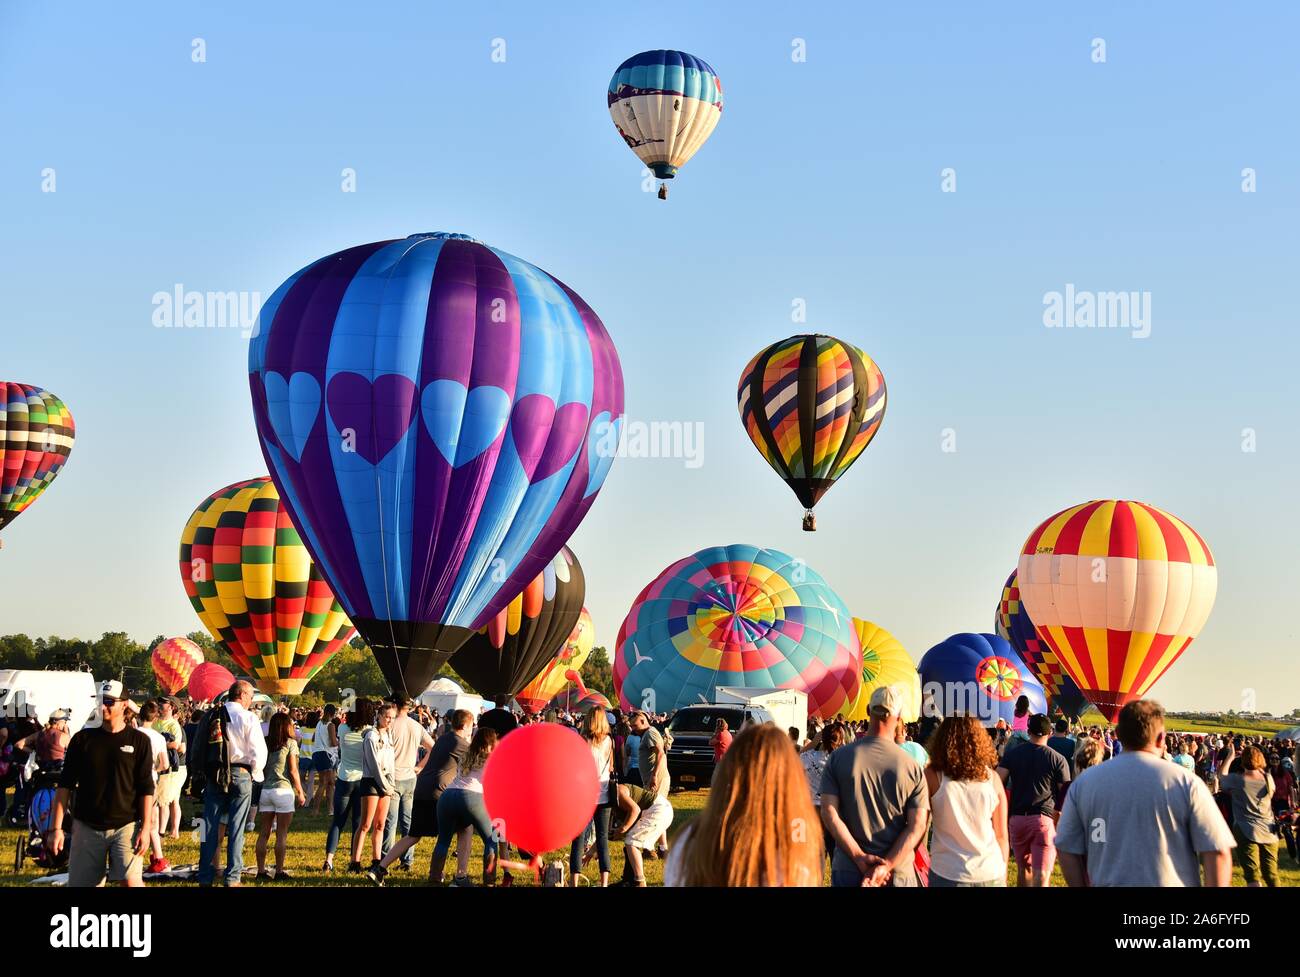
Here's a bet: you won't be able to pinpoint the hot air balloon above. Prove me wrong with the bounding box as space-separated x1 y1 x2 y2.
187 661 235 703
995 570 1088 720
450 548 585 704
614 545 861 718
516 608 595 714
1 382 74 533
547 670 612 714
151 636 205 694
839 620 921 722
918 633 1047 726
248 233 623 696
179 477 356 695
1017 500 1217 722
738 335 886 531
608 50 723 199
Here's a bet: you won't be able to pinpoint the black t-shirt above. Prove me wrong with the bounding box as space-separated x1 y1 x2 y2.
413 729 468 801
478 708 518 740
58 725 156 830
1047 735 1076 771
998 741 1071 817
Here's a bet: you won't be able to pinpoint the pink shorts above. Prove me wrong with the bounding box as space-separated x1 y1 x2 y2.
1009 814 1057 878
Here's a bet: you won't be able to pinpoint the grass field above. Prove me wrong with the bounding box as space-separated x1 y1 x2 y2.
2 788 1296 887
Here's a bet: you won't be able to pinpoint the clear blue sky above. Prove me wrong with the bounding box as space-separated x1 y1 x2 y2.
2 1 1297 713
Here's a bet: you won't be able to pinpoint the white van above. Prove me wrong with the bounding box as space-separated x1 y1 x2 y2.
0 669 100 734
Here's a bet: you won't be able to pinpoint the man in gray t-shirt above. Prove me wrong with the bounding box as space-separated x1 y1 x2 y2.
820 686 928 887
1056 699 1234 887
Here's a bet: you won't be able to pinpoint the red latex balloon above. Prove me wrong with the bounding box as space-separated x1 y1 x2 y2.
188 662 235 703
483 723 599 855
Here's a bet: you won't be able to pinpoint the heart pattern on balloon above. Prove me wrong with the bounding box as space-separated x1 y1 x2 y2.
421 380 512 467
262 371 321 462
326 371 419 465
509 395 590 483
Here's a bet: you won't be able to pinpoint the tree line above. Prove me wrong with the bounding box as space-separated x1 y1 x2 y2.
0 632 616 709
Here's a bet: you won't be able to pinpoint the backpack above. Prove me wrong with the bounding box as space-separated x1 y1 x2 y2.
200 706 232 790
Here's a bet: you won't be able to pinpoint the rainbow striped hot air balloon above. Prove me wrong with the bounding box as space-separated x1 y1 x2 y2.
151 636 206 694
1017 500 1217 723
614 545 861 719
248 233 623 696
839 620 921 722
608 50 723 199
1 382 75 533
738 335 886 531
179 477 356 695
995 570 1088 720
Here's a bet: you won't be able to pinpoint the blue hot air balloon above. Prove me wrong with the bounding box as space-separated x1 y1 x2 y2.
248 232 624 695
918 633 1047 727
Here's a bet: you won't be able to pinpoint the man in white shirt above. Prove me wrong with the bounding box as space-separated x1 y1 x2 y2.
383 694 435 871
196 680 268 887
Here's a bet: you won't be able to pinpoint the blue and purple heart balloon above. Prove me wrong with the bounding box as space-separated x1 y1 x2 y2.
248 232 624 695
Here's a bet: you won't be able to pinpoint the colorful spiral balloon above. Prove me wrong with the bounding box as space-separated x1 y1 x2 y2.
738 335 886 530
1017 500 1217 722
179 477 356 695
0 382 75 533
248 232 623 695
918 633 1047 726
614 544 861 718
151 636 206 694
995 570 1088 719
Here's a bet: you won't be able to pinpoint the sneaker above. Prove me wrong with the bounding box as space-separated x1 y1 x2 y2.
275 868 294 880
366 864 387 887
146 858 166 874
347 860 363 874
450 875 475 887
256 870 274 882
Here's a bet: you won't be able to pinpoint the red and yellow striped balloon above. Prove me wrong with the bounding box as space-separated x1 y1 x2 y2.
1017 500 1217 722
179 477 356 695
151 636 205 694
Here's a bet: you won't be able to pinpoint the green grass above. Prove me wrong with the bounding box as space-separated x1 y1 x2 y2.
2 788 1294 886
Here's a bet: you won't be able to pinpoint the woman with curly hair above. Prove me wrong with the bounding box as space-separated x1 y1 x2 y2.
664 723 823 886
924 716 1008 887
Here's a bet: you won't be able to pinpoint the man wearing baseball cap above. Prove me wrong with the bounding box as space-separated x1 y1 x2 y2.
996 713 1071 887
820 684 929 887
49 680 156 886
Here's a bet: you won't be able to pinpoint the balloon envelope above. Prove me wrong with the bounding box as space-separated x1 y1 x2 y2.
918 633 1047 726
738 335 885 526
179 477 356 695
188 662 235 703
615 544 861 718
450 548 585 701
839 620 920 722
483 723 599 855
1017 500 1217 722
608 50 722 183
0 382 75 532
151 637 205 695
248 232 623 696
995 571 1088 720
515 608 594 714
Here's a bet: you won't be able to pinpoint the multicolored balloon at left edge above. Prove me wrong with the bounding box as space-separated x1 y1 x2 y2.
179 476 356 695
0 382 75 533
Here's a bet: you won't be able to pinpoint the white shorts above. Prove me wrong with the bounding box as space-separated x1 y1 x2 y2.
624 798 673 850
258 786 296 814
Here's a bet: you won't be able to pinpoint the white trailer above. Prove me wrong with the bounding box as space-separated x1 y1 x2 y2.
714 687 809 741
0 669 100 734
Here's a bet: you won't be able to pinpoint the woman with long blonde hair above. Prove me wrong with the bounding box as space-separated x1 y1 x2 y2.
569 707 615 886
664 724 822 886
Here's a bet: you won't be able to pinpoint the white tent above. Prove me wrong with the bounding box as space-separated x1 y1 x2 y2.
419 676 485 717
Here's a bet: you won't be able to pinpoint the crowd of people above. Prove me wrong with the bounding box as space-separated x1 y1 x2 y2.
13 675 1298 887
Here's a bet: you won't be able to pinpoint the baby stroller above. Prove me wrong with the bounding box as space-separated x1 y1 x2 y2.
15 760 69 872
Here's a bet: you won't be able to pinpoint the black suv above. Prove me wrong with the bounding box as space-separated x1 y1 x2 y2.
664 704 774 788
